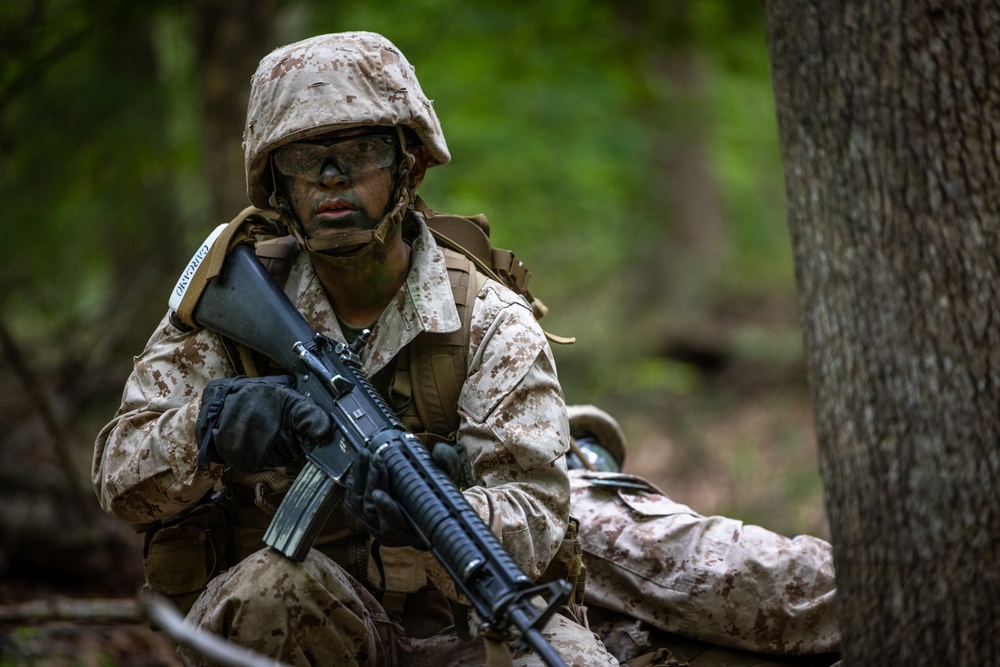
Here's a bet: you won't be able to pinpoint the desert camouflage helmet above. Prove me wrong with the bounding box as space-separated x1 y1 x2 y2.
566 404 627 469
243 31 450 209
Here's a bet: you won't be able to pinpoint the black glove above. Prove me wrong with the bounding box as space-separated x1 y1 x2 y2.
195 375 331 472
429 441 472 490
343 445 428 550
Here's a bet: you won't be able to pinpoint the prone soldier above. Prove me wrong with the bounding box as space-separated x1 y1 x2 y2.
566 406 840 666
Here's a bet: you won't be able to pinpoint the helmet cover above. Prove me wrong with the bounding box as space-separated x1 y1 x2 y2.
243 31 450 208
566 404 628 469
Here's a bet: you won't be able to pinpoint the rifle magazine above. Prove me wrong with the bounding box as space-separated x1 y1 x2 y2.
264 462 342 562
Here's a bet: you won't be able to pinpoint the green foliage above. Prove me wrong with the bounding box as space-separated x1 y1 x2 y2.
614 356 701 395
691 5 795 297
0 0 825 548
298 0 650 295
1 2 184 337
1 0 793 360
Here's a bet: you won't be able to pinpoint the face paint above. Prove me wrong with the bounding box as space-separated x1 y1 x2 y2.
278 130 400 244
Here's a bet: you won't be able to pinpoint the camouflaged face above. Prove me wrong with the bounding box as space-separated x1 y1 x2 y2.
244 31 450 208
571 471 841 656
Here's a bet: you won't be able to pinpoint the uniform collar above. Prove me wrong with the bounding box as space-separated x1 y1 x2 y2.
285 216 461 375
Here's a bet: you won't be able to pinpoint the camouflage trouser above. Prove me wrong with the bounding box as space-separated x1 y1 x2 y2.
178 546 619 667
570 471 839 664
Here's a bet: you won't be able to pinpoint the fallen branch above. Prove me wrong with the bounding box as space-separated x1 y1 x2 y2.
142 592 290 667
0 594 290 667
0 597 143 625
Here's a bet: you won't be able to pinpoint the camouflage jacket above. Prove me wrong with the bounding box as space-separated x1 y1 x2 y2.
92 219 572 584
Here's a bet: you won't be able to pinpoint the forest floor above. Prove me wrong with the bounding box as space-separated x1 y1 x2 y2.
0 342 826 666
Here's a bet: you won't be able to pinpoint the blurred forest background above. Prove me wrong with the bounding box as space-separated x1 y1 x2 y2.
0 0 826 663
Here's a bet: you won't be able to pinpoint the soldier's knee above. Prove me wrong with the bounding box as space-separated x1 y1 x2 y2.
184 547 387 666
518 612 618 666
238 546 368 610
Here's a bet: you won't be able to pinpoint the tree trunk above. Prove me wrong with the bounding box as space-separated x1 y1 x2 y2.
189 0 283 222
764 1 1000 664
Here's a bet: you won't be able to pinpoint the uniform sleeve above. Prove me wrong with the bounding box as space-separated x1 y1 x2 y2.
424 280 571 591
92 313 233 524
573 471 840 655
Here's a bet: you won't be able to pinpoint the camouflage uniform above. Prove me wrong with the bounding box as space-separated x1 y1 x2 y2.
94 28 837 667
93 220 616 666
93 30 616 667
560 406 838 665
570 472 839 665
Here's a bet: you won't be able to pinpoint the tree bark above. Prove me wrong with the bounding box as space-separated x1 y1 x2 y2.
189 0 283 222
765 1 1000 664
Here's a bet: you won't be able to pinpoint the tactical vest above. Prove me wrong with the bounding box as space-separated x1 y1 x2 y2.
143 204 584 620
241 236 483 446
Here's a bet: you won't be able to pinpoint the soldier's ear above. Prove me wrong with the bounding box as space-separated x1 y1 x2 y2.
408 145 430 188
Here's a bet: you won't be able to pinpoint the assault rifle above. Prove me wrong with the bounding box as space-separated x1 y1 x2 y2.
171 236 571 666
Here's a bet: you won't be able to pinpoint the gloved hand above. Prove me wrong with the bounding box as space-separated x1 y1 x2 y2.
343 445 429 550
195 375 331 472
429 441 472 489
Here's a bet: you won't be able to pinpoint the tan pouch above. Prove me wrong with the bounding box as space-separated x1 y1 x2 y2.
143 502 230 615
537 515 587 606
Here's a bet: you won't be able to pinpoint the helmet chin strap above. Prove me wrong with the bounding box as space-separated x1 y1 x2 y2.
271 127 417 269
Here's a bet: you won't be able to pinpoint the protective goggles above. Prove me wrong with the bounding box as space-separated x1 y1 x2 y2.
273 132 398 181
